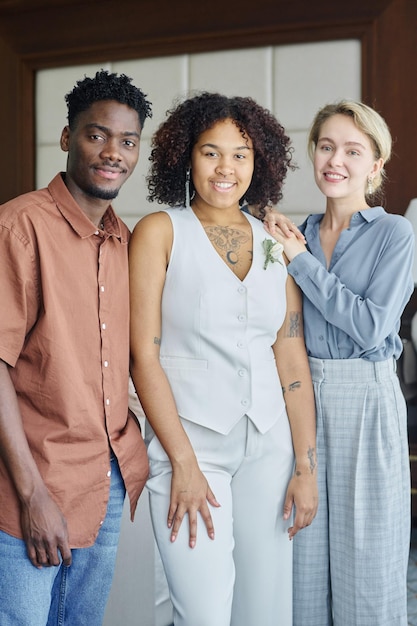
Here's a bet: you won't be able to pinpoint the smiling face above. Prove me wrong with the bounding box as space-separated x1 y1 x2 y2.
60 99 141 209
190 118 254 213
313 113 383 206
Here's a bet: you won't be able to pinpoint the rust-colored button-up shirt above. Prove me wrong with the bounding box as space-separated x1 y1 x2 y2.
0 173 148 547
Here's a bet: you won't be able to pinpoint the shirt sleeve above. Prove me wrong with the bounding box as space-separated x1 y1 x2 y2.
287 218 415 351
0 222 39 366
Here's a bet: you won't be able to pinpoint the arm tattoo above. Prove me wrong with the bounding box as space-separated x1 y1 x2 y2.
295 448 316 477
153 336 161 345
282 380 301 395
308 446 316 474
287 311 301 337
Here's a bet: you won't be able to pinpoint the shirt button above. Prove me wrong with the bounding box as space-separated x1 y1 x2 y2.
107 470 111 478
237 342 245 348
102 323 106 330
238 314 246 322
100 520 104 526
238 369 246 377
101 286 105 292
318 335 324 341
95 230 99 235
241 399 249 406
104 361 109 367
238 286 246 293
106 398 110 406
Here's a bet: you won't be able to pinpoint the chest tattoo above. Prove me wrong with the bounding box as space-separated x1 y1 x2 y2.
204 225 252 267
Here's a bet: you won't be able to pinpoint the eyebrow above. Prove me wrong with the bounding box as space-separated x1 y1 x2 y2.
200 142 252 151
317 137 367 150
85 123 141 139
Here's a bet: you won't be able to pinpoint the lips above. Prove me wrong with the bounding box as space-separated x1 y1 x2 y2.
94 166 125 180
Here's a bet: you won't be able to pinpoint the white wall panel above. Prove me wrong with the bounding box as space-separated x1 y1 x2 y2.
189 47 273 108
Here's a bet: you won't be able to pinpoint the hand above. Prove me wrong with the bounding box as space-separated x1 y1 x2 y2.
283 471 318 540
263 221 307 263
261 208 306 243
168 463 220 549
20 488 71 568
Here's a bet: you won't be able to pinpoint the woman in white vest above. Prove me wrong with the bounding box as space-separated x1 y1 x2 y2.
129 92 318 626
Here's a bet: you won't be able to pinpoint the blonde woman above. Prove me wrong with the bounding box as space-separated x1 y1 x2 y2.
264 100 414 625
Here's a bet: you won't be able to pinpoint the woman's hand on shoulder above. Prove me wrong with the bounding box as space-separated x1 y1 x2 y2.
264 219 307 263
249 205 306 242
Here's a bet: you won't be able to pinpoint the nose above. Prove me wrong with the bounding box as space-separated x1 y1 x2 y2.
327 148 344 167
216 161 234 177
100 138 122 162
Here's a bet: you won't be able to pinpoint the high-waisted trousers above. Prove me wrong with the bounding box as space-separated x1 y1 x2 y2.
293 357 410 626
146 413 294 626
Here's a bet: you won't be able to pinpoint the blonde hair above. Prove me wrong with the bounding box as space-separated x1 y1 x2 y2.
308 100 392 199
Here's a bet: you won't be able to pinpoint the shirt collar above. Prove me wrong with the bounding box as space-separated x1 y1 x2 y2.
356 205 385 223
304 205 385 229
48 173 128 243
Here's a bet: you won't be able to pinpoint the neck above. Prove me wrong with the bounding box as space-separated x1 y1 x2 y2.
322 196 370 231
191 199 243 226
63 174 112 227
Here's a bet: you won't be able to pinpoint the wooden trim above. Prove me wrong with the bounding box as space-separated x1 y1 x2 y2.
0 0 415 213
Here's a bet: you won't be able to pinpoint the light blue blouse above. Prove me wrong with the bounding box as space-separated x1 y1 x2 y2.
287 207 415 361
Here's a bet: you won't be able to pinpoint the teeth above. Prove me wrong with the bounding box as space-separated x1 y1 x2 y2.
326 173 345 180
215 181 234 188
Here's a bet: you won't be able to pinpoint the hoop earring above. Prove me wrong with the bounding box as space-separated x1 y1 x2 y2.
367 176 374 196
185 167 191 208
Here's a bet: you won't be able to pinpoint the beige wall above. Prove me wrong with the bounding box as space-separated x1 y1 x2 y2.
35 40 360 626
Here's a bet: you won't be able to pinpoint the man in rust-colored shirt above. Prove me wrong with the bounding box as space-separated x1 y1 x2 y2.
0 70 151 625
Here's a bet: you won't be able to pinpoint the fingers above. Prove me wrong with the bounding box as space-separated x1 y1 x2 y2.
167 489 219 548
26 537 71 568
288 513 315 540
283 493 293 522
263 212 306 243
283 485 318 540
286 503 317 540
59 542 72 567
169 503 215 548
206 486 221 509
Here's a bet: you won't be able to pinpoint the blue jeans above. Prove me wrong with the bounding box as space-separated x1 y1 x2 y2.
0 456 126 626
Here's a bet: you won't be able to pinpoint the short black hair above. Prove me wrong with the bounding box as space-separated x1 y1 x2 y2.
65 69 152 129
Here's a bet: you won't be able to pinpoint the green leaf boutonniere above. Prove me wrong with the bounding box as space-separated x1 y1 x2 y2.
262 238 284 270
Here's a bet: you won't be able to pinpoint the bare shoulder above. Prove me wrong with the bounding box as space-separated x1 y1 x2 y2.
131 210 172 236
130 211 173 250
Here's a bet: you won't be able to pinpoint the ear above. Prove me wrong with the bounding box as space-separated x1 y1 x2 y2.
370 156 384 177
60 126 70 152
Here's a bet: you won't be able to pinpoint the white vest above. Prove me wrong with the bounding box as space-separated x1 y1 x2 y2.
160 207 287 434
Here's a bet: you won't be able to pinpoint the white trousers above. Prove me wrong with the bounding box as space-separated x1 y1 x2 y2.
146 414 294 626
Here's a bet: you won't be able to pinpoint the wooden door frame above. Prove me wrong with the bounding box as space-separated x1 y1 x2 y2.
0 0 415 212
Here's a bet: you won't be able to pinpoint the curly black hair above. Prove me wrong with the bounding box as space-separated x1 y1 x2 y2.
147 92 294 213
65 69 152 130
